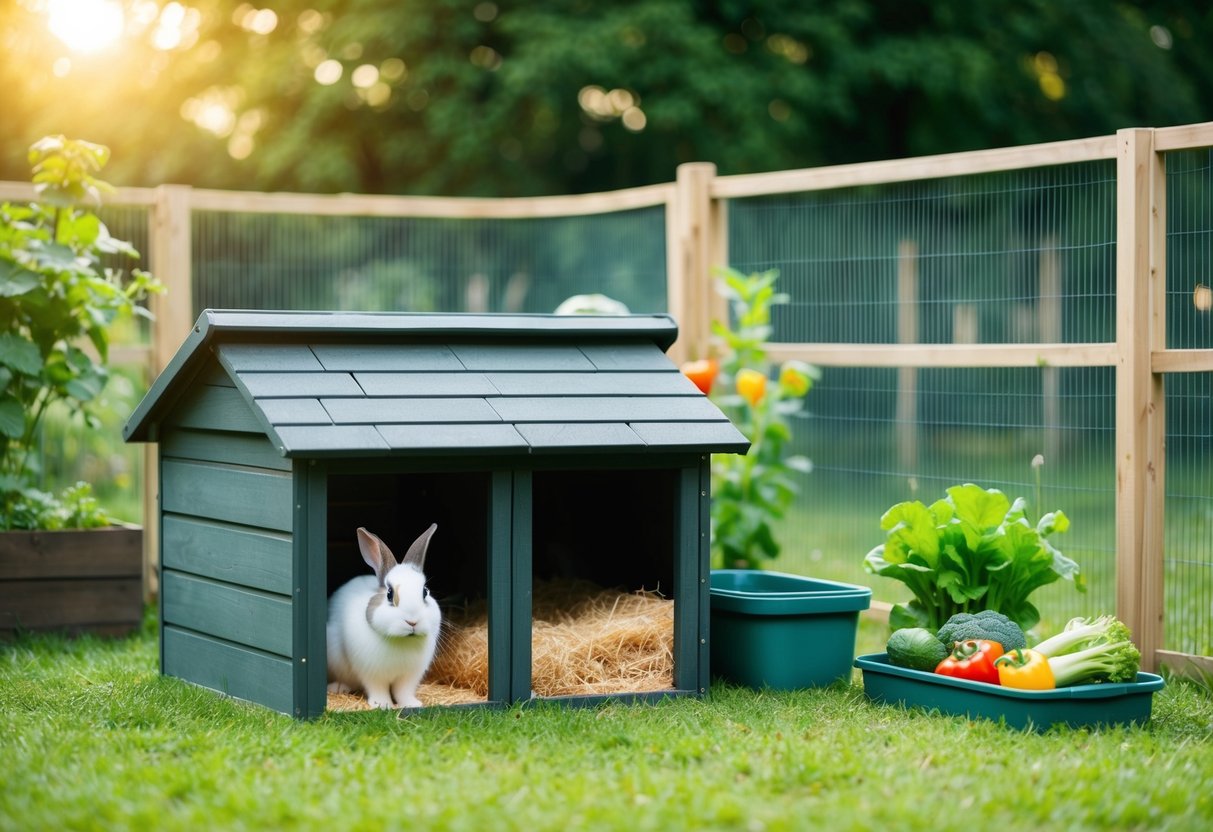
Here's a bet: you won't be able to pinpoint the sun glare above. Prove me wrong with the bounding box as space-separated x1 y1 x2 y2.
47 0 125 53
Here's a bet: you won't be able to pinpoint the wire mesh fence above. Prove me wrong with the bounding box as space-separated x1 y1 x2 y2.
768 365 1117 634
10 128 1212 662
1163 147 1213 658
190 207 669 318
727 163 1122 635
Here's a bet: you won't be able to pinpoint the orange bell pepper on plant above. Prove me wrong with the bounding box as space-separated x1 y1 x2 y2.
680 358 719 395
935 639 1004 685
994 648 1055 690
736 368 767 406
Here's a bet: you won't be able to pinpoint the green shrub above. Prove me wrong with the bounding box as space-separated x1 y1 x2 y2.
0 137 161 529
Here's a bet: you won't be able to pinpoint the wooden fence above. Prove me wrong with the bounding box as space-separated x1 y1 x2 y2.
2 121 1211 675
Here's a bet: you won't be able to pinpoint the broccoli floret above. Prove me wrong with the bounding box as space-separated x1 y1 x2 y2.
1047 640 1141 686
886 628 949 672
936 610 1027 652
1033 615 1134 658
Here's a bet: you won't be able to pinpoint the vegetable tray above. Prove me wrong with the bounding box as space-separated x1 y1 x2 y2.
854 653 1165 730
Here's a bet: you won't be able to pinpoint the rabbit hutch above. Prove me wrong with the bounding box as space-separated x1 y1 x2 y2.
123 311 748 718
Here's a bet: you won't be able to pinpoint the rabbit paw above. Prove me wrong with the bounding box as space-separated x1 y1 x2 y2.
364 685 395 709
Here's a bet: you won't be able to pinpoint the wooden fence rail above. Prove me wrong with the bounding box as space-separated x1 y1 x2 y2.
3 121 1212 675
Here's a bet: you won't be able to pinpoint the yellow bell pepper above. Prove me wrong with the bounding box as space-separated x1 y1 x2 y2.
778 361 812 397
736 368 767 406
994 648 1055 690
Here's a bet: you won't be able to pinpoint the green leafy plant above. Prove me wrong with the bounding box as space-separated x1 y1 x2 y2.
695 267 816 570
1 481 117 531
0 136 161 529
864 483 1085 632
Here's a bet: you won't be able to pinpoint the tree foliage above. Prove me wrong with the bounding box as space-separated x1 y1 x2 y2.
1 1 1210 196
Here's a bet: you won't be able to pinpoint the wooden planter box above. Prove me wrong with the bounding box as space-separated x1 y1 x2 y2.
0 525 144 638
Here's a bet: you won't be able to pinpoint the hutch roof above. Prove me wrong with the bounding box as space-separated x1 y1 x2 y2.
124 310 750 458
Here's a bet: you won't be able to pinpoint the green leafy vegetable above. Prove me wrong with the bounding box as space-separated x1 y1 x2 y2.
1030 614 1140 688
1032 615 1135 658
1047 640 1141 686
864 483 1084 632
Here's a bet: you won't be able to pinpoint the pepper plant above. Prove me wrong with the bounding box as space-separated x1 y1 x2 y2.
0 137 162 529
687 267 816 569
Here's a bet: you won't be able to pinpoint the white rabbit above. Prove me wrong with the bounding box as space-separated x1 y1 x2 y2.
327 524 441 709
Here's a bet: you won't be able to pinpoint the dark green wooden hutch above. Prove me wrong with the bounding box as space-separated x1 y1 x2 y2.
124 311 748 718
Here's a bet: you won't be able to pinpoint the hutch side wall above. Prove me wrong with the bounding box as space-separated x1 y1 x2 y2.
159 369 298 714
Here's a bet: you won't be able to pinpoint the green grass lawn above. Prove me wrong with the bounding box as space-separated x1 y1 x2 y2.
2 614 1211 831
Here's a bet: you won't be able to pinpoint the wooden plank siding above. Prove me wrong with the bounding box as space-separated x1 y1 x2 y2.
163 627 295 715
158 374 300 714
161 571 293 656
171 385 265 434
161 515 292 595
161 459 293 531
161 428 292 471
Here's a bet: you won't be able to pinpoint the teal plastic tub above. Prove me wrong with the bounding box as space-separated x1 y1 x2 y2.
855 653 1165 730
710 570 872 689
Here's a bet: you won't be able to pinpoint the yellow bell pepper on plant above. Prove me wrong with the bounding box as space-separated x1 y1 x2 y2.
778 361 813 397
994 648 1055 690
736 368 766 406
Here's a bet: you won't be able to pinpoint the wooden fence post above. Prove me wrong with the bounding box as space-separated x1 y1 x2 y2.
1142 141 1168 672
666 163 717 365
1114 129 1166 670
143 185 194 598
707 194 729 346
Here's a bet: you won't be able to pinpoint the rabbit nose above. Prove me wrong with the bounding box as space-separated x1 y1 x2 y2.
405 619 419 628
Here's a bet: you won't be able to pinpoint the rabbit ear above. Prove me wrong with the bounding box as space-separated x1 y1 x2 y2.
401 523 438 571
356 527 397 585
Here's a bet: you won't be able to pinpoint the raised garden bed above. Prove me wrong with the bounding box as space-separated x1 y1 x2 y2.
0 525 144 638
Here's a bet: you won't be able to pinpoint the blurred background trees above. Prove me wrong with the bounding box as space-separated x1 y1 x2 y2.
2 0 1211 196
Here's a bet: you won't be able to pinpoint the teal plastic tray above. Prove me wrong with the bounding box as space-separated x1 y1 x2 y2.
855 653 1165 730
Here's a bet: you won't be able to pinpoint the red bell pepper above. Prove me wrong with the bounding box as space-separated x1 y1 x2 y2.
935 639 1004 685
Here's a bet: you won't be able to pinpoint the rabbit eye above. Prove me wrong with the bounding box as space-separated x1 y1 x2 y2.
386 586 395 605
423 586 430 600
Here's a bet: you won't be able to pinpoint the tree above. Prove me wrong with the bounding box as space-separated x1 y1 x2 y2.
2 1 1210 196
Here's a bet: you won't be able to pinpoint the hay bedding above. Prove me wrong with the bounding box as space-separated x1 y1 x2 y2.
327 579 674 711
